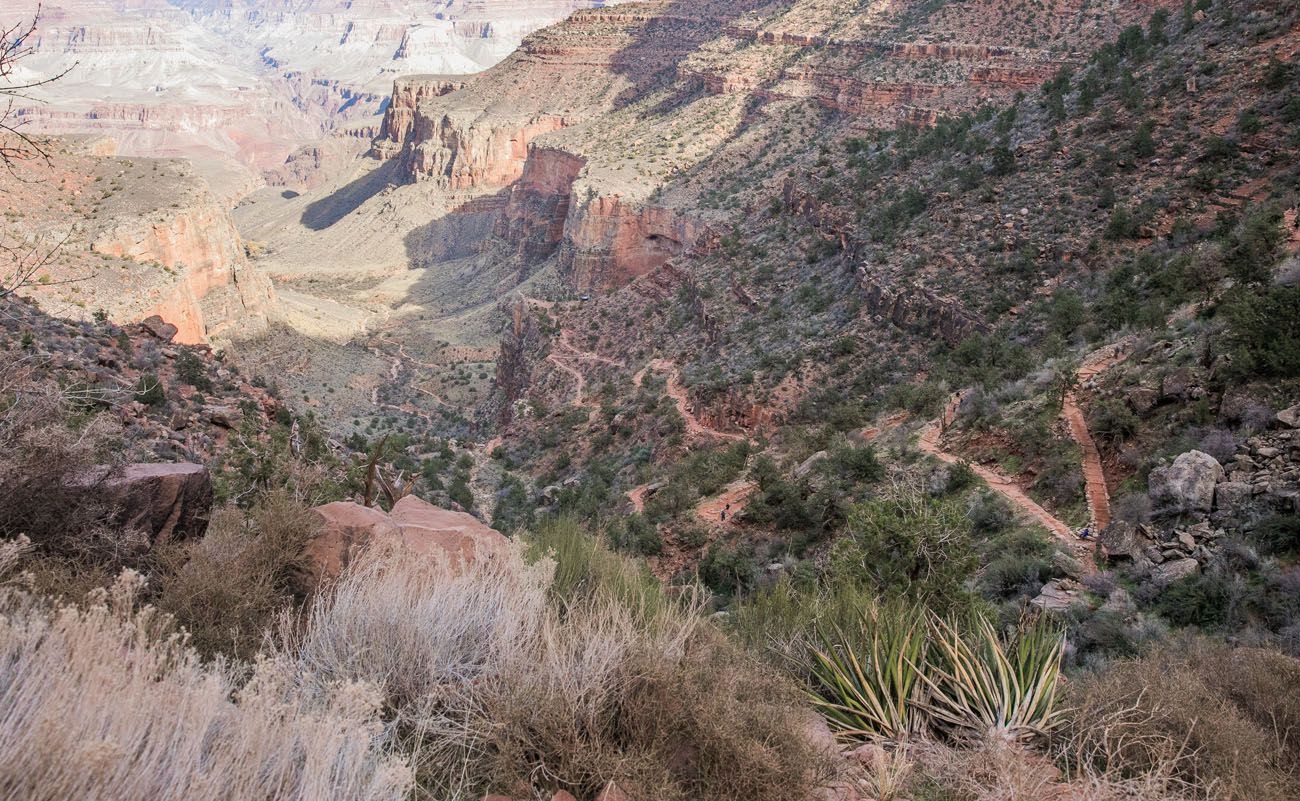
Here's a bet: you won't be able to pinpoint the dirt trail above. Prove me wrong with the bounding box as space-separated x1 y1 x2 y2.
694 478 756 527
638 358 747 442
625 358 750 514
547 351 589 405
547 330 625 410
917 392 1094 567
1062 339 1133 531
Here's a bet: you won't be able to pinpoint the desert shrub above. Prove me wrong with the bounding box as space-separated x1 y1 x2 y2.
174 349 213 392
1154 573 1231 628
699 539 760 596
967 489 1014 534
1251 515 1300 558
829 442 884 483
0 356 129 562
1060 638 1300 801
830 480 976 609
134 373 167 406
1089 398 1140 442
0 557 410 801
156 492 317 660
212 413 355 507
728 574 882 665
608 512 663 556
275 541 830 801
1223 285 1300 378
526 516 665 613
979 530 1056 600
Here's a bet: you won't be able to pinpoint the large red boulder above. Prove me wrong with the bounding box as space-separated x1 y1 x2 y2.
299 496 510 590
105 463 213 546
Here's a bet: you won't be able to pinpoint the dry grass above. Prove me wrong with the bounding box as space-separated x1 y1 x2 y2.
0 352 129 562
1058 637 1300 801
0 544 411 801
156 491 318 660
275 539 832 801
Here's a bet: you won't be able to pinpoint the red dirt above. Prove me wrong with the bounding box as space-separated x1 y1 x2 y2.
1062 339 1133 531
918 392 1096 570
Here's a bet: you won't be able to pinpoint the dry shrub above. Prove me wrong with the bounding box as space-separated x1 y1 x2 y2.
908 738 1195 801
156 492 318 660
277 542 832 801
0 554 411 801
0 353 128 560
1059 637 1300 801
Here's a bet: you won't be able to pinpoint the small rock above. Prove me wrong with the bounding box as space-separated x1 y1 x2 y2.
1177 530 1196 550
551 792 578 801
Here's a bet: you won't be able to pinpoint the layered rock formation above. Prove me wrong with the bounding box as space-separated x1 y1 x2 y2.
17 0 624 197
2 141 276 344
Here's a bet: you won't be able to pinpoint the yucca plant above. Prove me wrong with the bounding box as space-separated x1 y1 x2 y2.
920 614 1065 743
804 603 930 741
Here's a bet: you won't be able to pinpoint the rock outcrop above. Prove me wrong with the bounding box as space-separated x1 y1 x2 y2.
299 495 510 590
1148 450 1224 518
103 463 214 547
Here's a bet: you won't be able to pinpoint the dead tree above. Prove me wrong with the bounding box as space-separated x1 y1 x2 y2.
1 6 76 298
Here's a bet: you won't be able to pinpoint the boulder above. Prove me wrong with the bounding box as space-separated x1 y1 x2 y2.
1148 450 1223 517
1278 404 1300 429
1160 368 1194 402
1151 557 1199 587
1100 521 1150 564
201 405 241 429
299 496 510 590
104 463 213 546
1214 481 1253 516
1125 386 1160 417
140 315 179 342
1031 579 1085 613
388 495 511 566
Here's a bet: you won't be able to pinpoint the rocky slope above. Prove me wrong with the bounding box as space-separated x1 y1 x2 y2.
1 137 276 344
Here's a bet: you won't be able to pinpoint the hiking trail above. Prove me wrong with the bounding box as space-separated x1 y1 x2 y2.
917 392 1095 568
1062 339 1134 531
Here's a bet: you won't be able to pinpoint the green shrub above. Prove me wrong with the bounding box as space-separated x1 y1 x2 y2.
1156 573 1230 628
1223 285 1300 378
134 373 166 406
1250 515 1300 558
830 483 976 609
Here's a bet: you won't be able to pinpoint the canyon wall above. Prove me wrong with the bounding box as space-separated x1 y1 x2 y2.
90 199 276 344
560 197 705 292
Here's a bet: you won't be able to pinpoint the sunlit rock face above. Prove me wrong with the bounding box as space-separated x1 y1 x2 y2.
14 0 621 198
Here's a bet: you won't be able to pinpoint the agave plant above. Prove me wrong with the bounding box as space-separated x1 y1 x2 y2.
920 613 1065 743
805 603 930 741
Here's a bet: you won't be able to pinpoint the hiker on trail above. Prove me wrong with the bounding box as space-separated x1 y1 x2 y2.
720 510 726 522
725 503 731 511
1079 526 1091 540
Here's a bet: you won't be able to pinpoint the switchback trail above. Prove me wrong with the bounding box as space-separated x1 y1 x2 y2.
695 478 756 527
636 358 748 442
918 392 1096 569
